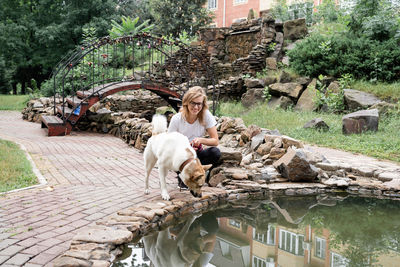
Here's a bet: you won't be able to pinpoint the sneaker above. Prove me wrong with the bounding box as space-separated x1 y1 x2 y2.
177 176 188 190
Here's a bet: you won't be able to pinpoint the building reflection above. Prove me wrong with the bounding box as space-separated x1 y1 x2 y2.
207 197 400 267
124 196 400 267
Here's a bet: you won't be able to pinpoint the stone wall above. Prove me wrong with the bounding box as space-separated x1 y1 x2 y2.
198 14 282 78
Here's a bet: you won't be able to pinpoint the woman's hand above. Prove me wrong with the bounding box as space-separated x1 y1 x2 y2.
191 138 201 147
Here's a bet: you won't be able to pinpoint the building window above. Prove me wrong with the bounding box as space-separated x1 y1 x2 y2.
253 225 275 245
208 0 217 9
279 229 305 256
253 256 275 267
315 237 326 259
330 252 349 267
228 219 241 229
234 0 247 4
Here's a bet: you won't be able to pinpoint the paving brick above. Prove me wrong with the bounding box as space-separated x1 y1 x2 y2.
22 245 48 255
17 237 44 248
35 231 60 240
27 252 58 265
0 255 10 265
0 245 25 256
4 253 32 265
51 225 75 235
37 237 63 248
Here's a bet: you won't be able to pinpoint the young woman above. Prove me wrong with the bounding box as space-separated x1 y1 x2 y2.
168 87 221 188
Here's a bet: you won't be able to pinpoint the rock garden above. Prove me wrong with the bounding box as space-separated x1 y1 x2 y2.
20 15 400 267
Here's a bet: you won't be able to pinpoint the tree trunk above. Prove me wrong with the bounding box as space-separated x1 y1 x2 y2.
12 83 17 95
21 81 26 95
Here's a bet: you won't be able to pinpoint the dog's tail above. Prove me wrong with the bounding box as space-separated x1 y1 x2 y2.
151 114 168 135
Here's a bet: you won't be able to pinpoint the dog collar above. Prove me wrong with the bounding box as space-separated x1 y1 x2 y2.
179 158 194 172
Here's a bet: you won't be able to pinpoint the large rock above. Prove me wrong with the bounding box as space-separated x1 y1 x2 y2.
219 146 242 165
295 78 317 111
342 109 379 134
283 18 308 40
244 78 264 88
303 118 329 132
73 225 133 245
269 83 303 99
273 148 318 182
343 89 382 110
241 88 265 107
268 96 293 110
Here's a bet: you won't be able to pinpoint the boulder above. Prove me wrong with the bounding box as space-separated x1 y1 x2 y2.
303 118 329 132
265 57 277 70
295 78 317 111
369 101 398 116
251 132 266 151
244 78 264 88
273 147 319 182
342 109 379 134
268 96 293 110
283 18 308 40
343 89 382 110
269 83 303 99
219 146 242 165
241 88 265 107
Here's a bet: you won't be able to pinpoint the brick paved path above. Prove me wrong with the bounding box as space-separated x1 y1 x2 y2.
0 111 176 266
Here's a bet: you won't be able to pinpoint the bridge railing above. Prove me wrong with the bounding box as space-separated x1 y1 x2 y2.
51 33 217 122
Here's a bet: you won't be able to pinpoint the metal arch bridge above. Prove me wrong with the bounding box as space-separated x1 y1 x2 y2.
41 33 217 136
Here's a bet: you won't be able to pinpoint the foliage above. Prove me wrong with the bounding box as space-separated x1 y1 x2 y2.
271 0 314 24
109 16 154 38
313 73 353 113
301 196 400 267
0 139 36 192
348 0 400 41
0 0 122 94
0 56 11 94
312 0 344 24
263 86 272 102
288 32 400 82
218 101 400 162
148 0 213 38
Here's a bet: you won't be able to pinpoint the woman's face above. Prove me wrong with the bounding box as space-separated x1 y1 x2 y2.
188 96 204 116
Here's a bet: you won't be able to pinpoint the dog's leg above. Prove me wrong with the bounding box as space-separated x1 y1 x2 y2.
144 149 157 195
158 165 170 200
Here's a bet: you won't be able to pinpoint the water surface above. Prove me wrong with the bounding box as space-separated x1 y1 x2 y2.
113 195 400 267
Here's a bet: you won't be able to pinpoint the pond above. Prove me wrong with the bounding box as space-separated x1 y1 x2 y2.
112 194 400 267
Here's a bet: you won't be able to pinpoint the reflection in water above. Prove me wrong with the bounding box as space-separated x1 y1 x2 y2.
113 195 400 267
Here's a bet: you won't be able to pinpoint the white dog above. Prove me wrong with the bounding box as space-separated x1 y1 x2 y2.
143 215 203 267
144 115 211 200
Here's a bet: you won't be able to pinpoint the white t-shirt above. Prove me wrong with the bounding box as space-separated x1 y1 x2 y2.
168 110 217 142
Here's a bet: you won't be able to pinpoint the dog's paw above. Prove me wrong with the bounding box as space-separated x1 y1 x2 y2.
161 192 170 201
145 189 150 195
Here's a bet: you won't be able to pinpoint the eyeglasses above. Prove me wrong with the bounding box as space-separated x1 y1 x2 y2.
189 101 203 108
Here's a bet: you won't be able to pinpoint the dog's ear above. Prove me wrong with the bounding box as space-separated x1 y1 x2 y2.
202 164 212 171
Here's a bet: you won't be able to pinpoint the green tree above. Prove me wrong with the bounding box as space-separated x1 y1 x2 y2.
0 0 121 94
148 0 213 38
109 16 154 38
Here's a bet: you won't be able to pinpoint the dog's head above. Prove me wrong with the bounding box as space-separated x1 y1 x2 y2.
181 159 212 198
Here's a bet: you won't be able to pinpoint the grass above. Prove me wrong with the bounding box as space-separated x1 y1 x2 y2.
217 102 400 162
0 95 30 111
352 81 400 102
0 139 37 192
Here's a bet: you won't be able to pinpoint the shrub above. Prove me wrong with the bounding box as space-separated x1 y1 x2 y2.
288 32 400 82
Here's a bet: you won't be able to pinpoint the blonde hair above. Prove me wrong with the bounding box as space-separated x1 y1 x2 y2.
181 86 209 125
